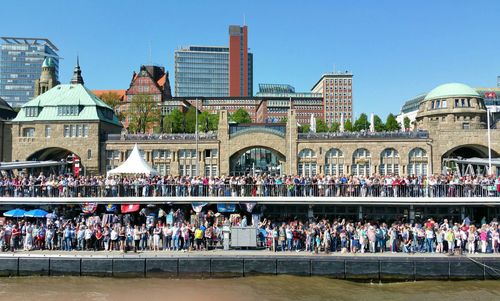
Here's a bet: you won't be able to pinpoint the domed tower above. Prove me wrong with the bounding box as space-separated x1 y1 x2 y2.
415 83 487 131
34 57 59 97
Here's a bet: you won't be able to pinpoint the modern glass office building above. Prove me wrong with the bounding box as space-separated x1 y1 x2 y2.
174 46 230 97
174 25 253 98
0 37 59 107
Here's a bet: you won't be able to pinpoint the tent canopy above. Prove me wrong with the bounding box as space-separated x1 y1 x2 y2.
107 144 158 176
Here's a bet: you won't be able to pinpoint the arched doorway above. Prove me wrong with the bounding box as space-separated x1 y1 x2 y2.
441 144 498 176
27 147 83 176
230 147 285 176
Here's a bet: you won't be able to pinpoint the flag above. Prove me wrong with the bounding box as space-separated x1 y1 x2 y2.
217 203 237 213
81 203 97 214
241 202 257 213
121 204 140 213
106 204 117 212
191 202 208 213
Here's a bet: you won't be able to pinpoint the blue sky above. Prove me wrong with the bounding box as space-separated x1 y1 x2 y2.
2 0 499 117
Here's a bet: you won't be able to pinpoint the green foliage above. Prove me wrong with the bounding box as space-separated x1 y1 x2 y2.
230 108 252 124
128 94 160 133
344 119 353 132
99 91 125 121
300 124 311 133
354 113 370 131
278 117 287 124
162 108 183 133
373 114 385 132
385 113 401 131
330 121 340 132
403 116 411 130
162 108 218 133
316 118 329 132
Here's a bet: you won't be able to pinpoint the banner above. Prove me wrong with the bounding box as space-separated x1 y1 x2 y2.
240 202 257 213
191 202 208 213
121 204 140 213
81 203 97 214
217 203 237 213
106 204 117 212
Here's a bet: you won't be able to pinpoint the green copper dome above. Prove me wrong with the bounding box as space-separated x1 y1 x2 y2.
424 83 479 101
42 57 56 68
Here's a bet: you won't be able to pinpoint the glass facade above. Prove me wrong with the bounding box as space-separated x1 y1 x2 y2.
0 38 59 107
174 46 253 97
175 46 230 97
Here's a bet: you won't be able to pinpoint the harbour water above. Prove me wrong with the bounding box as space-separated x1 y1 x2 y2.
0 276 498 301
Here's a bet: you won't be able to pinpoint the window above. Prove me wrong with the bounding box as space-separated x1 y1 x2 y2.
298 148 317 177
154 163 171 176
57 105 80 116
463 123 470 129
153 149 171 160
44 125 51 138
379 148 400 176
64 125 70 137
408 148 428 176
325 148 344 176
83 125 89 137
87 149 92 160
179 149 196 158
352 148 371 177
204 164 218 176
180 164 197 176
25 106 39 117
22 127 35 137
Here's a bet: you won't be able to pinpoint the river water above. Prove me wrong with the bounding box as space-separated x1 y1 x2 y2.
0 276 498 301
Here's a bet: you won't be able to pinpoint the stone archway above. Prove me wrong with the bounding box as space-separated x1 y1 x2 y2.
441 144 499 176
229 146 286 176
442 144 496 159
27 147 83 175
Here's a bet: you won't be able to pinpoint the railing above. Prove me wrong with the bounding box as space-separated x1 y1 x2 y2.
0 183 497 198
299 131 429 140
107 133 218 141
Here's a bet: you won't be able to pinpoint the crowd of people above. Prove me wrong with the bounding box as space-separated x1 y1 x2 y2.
0 206 499 255
0 172 499 198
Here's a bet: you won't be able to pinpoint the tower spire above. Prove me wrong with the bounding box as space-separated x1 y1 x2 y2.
70 56 84 85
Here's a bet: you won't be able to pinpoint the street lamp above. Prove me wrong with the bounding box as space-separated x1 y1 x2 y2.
486 107 492 176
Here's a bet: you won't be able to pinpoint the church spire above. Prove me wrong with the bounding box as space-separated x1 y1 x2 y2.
70 56 84 85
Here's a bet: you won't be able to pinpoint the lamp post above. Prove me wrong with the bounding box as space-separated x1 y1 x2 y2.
487 107 492 176
195 98 199 176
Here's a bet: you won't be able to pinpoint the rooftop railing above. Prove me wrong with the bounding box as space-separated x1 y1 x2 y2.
107 133 218 141
299 131 429 140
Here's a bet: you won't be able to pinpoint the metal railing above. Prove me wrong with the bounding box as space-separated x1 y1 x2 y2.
0 183 497 198
107 133 218 141
298 131 429 140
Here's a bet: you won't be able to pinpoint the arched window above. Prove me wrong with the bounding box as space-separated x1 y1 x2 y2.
408 148 428 176
379 148 400 175
298 148 316 177
325 148 344 176
352 148 371 177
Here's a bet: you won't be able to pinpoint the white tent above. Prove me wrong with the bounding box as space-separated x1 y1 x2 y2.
107 144 158 176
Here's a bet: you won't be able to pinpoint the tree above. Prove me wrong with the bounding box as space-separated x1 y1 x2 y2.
162 108 183 133
344 119 353 132
385 113 401 131
127 94 160 133
316 118 329 132
199 111 219 132
354 113 370 131
230 108 252 123
330 121 340 132
373 114 385 132
403 116 411 130
99 91 125 121
278 117 287 124
299 124 311 133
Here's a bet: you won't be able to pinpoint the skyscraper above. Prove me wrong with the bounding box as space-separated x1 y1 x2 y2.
229 25 251 97
174 25 252 97
0 37 59 107
311 72 353 125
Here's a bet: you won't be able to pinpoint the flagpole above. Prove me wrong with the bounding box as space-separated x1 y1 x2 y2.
487 107 492 175
196 98 199 176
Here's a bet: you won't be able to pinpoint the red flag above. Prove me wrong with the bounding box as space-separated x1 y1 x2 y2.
121 204 140 213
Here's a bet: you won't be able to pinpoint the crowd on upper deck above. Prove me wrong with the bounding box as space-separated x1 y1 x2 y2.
0 172 499 198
